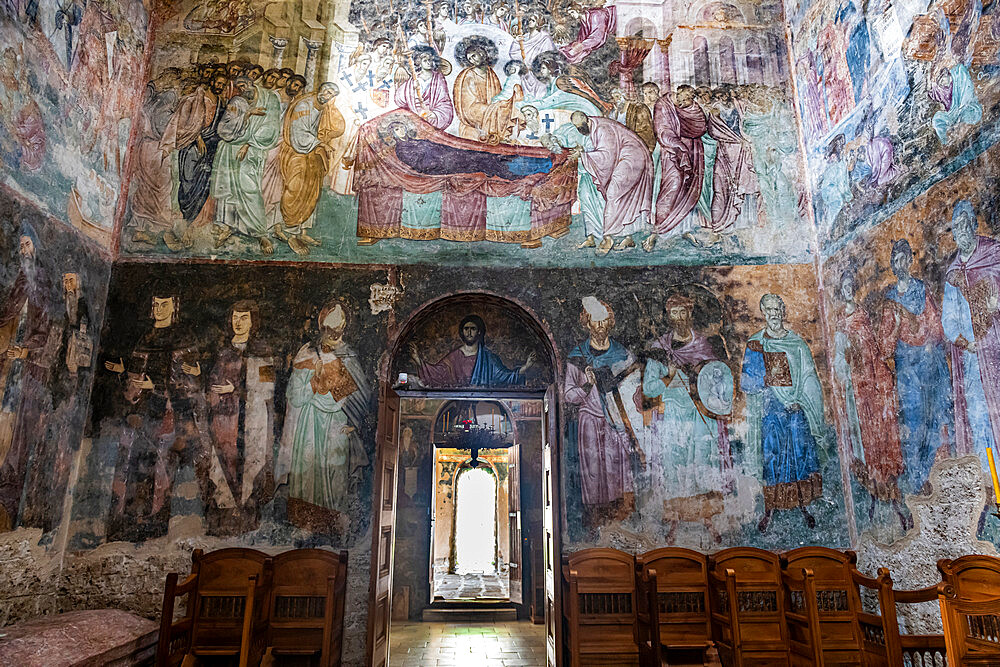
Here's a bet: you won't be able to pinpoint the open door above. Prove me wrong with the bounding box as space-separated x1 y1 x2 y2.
428 446 436 603
367 387 400 667
507 443 522 605
542 385 562 667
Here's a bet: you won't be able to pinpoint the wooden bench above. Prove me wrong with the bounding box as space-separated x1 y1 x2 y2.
636 547 718 666
782 547 867 666
781 564 822 666
561 548 639 667
156 547 271 667
0 609 157 666
263 548 348 667
709 547 791 666
938 554 1000 665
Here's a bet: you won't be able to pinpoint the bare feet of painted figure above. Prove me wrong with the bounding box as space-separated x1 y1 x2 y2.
213 225 233 248
577 235 596 248
642 233 657 252
288 236 310 256
613 235 635 251
596 236 614 256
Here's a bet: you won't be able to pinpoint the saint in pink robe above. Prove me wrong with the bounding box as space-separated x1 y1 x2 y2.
653 97 707 234
579 116 652 236
559 6 617 64
707 113 758 234
394 72 455 130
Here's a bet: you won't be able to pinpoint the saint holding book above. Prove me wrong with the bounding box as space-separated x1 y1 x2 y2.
279 299 372 535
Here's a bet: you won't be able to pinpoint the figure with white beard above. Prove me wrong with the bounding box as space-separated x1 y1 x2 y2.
0 225 53 531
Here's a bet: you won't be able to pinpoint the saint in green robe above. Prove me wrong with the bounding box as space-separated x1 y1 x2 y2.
211 85 282 238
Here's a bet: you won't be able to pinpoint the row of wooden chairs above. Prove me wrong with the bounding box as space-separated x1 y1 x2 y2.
563 546 1000 666
156 547 348 667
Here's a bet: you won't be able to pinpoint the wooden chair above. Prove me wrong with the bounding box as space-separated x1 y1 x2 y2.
156 548 271 667
636 567 665 667
561 548 639 667
782 547 866 666
781 565 823 666
636 547 718 666
264 549 349 667
708 547 790 666
937 554 1000 665
885 573 948 665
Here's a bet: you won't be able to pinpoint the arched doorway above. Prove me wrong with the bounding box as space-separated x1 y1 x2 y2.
367 292 562 667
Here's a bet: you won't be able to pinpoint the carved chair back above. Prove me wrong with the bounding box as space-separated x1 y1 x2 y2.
561 548 639 667
938 554 1000 665
267 549 349 667
637 547 716 664
709 547 790 667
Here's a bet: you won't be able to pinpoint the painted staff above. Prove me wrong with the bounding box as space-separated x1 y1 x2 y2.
397 22 425 112
513 0 526 60
424 0 437 53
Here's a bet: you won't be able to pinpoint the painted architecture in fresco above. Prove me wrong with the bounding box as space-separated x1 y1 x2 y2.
117 0 815 266
790 0 1000 243
0 0 149 245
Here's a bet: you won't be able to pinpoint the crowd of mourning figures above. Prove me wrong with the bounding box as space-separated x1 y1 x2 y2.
123 0 805 259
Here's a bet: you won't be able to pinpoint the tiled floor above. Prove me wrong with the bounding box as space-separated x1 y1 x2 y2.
433 569 509 600
389 620 546 666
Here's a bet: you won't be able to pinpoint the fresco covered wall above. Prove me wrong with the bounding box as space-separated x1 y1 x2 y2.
117 0 818 267
788 0 1000 569
57 260 846 656
821 145 1000 549
0 188 112 621
0 0 150 246
788 0 1000 248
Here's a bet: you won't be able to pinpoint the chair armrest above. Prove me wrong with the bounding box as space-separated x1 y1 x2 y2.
893 584 939 604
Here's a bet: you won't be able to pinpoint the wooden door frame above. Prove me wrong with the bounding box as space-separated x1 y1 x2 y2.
366 292 565 667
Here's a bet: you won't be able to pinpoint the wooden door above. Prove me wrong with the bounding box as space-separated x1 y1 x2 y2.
428 445 436 603
367 387 400 667
508 443 522 605
542 385 562 667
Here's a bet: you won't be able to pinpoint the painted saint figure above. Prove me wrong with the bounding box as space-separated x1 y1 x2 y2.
741 294 827 533
0 226 52 531
279 300 372 536
159 71 229 226
559 1 616 65
211 77 283 255
942 201 1000 469
453 36 518 144
569 112 653 255
648 85 707 251
930 63 982 144
833 271 906 528
104 290 208 540
205 301 276 535
394 46 455 131
565 297 643 528
878 239 954 495
20 271 93 532
642 293 731 543
410 315 536 388
278 82 345 255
